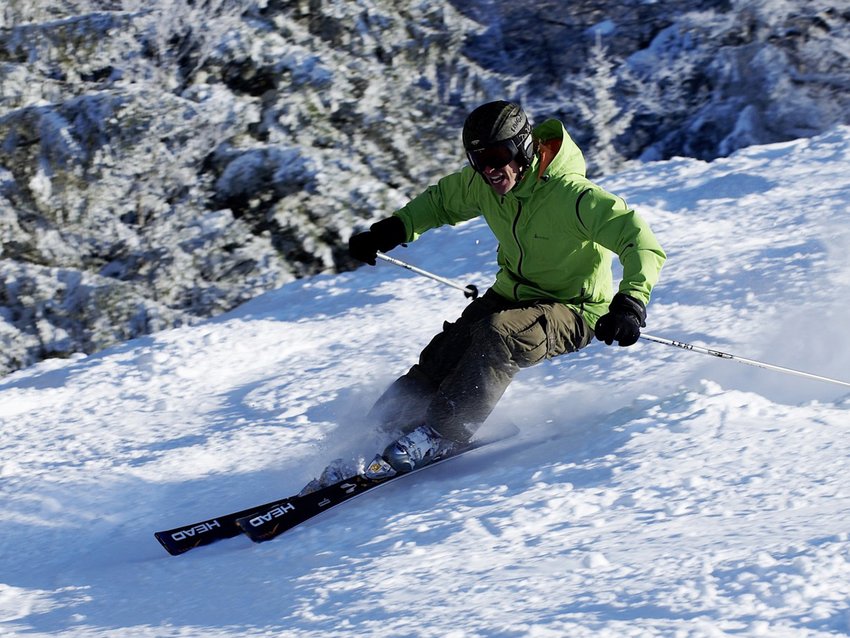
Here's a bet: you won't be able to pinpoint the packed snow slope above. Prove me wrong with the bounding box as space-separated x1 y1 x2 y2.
2 127 850 637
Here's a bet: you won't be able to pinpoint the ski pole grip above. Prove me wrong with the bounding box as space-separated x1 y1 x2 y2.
464 284 479 299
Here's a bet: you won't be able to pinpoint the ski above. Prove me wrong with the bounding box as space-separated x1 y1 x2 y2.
154 423 517 555
155 496 290 556
237 424 519 544
236 468 399 543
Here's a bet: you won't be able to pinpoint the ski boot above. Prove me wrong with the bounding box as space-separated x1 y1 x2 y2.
299 458 358 496
364 424 458 479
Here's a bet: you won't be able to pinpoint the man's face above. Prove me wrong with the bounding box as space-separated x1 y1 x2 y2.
481 160 522 196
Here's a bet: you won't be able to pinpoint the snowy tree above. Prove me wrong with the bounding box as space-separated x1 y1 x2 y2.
119 0 253 90
564 34 633 175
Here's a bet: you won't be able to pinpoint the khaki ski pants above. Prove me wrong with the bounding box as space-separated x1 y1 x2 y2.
368 288 593 443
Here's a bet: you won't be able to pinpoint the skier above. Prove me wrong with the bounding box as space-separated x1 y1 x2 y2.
304 100 666 491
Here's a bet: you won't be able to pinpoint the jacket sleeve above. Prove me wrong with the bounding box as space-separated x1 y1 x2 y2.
392 167 483 242
574 186 666 306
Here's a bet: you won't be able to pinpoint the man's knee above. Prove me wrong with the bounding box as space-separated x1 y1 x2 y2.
473 312 548 368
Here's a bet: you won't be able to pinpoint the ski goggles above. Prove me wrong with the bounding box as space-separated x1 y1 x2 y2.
466 139 522 173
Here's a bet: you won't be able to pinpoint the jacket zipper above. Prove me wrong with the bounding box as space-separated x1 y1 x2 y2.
511 201 525 299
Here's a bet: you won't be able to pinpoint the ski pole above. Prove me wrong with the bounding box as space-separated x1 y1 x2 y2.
374 254 850 389
640 333 850 389
376 252 479 299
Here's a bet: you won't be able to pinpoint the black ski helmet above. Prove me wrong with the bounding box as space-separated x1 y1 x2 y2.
462 101 534 173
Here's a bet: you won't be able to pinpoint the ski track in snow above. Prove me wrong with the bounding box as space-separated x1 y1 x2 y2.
1 127 850 637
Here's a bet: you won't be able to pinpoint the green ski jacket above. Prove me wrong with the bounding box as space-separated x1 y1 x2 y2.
393 119 666 328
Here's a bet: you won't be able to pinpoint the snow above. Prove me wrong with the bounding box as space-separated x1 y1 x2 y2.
2 126 850 637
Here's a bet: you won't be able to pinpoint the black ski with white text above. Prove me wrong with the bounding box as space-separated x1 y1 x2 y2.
155 496 288 555
237 468 408 543
154 424 518 556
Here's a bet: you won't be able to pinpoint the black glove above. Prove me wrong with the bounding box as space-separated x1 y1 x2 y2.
594 293 647 347
348 216 407 265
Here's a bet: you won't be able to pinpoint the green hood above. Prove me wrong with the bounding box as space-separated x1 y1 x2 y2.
532 118 587 177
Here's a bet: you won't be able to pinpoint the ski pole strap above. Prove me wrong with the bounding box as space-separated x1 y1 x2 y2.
376 252 479 299
640 333 850 389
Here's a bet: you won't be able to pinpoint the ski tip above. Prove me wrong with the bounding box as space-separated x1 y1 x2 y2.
154 531 189 556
